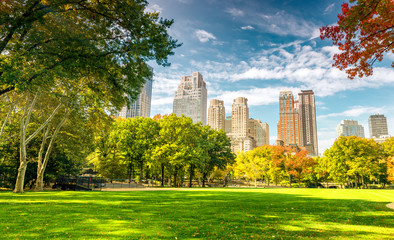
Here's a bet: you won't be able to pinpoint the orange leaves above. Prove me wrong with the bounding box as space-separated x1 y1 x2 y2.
320 0 394 79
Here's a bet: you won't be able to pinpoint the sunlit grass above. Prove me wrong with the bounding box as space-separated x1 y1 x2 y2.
0 188 393 239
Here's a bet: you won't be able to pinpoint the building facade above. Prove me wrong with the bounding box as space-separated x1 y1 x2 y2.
277 89 300 147
225 116 232 133
231 97 249 138
117 69 153 118
248 119 269 147
337 120 365 138
173 72 207 125
369 114 388 138
208 99 225 131
297 90 318 155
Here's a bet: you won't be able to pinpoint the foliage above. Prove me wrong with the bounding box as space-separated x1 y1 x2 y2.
0 0 180 103
320 0 394 79
322 136 383 187
381 137 394 183
90 114 234 187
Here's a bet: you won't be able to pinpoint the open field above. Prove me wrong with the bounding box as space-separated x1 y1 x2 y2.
0 188 393 239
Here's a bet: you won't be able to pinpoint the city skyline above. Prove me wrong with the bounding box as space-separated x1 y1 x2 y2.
146 0 394 153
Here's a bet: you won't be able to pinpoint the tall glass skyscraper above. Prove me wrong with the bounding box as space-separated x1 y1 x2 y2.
117 67 153 118
173 72 207 125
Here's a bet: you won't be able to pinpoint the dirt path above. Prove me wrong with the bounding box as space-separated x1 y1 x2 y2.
386 203 394 210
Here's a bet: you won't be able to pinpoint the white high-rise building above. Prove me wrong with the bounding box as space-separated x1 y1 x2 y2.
117 67 153 118
337 120 365 138
208 99 225 131
229 97 256 153
232 97 249 138
248 119 269 147
173 72 207 125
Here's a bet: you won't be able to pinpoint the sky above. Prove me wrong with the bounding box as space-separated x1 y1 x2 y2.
145 0 394 155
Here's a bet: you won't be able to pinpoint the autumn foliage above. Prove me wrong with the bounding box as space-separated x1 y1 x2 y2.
320 0 394 79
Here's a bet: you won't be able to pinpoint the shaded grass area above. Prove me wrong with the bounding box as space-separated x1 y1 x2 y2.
0 189 393 239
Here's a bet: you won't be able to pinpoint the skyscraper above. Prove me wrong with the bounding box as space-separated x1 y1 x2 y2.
225 116 232 133
173 72 207 125
208 99 225 131
232 97 249 138
278 89 300 147
117 68 153 118
369 114 388 138
298 90 318 155
337 120 365 138
230 97 256 152
248 119 269 147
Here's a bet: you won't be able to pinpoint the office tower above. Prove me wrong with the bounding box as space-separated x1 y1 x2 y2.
117 67 153 118
369 114 388 138
337 120 365 138
225 116 232 133
298 90 318 155
231 97 249 138
208 99 225 131
248 119 269 147
229 97 256 152
277 89 300 147
173 72 207 125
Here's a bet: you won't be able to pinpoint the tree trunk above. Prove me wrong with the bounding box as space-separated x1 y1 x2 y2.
298 176 301 188
254 179 257 188
288 174 292 188
36 111 68 191
14 94 62 193
161 164 164 187
202 172 206 187
173 168 177 188
189 164 194 188
139 160 143 183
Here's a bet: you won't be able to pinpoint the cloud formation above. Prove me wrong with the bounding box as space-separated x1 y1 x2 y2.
318 106 386 119
195 29 217 43
226 8 244 17
241 25 255 30
145 3 162 13
324 3 335 14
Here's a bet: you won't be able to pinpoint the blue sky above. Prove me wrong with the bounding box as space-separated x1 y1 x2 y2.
146 0 394 154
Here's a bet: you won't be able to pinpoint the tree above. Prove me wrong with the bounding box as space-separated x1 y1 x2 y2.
320 0 394 79
284 149 317 187
1 0 180 99
150 114 197 187
323 136 382 188
196 126 234 187
111 117 160 182
381 137 394 183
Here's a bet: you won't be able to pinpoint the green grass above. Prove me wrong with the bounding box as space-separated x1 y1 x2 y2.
0 188 393 239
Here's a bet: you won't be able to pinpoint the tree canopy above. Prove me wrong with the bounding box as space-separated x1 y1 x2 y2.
320 0 394 79
0 0 180 106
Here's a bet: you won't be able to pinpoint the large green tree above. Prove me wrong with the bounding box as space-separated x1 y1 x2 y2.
1 0 180 100
111 117 160 182
323 136 383 188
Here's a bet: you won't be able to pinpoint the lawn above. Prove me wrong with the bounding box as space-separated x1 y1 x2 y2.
0 188 393 239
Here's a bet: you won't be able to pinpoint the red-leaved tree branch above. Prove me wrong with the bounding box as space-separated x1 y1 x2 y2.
320 0 394 79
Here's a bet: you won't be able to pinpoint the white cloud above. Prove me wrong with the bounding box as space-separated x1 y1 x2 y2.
195 29 217 43
251 11 320 38
145 4 162 13
226 8 244 17
318 106 386 119
324 3 335 14
241 25 254 30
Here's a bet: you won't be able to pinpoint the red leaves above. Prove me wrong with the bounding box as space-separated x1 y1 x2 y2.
320 0 394 79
